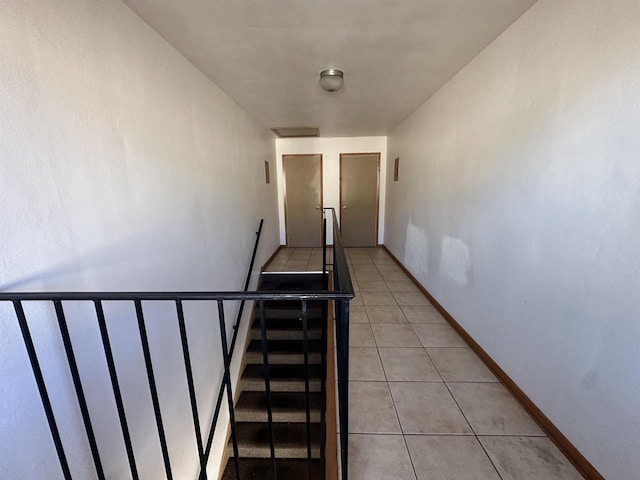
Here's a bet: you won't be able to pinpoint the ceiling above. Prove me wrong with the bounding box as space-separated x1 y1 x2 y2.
122 0 537 137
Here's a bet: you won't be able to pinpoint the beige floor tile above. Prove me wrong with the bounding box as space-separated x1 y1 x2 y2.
286 258 309 266
349 381 401 433
349 434 416 480
412 324 467 347
350 256 374 265
282 264 306 272
448 383 544 435
264 264 284 272
349 305 368 323
351 292 364 306
393 291 430 305
350 324 376 347
362 291 397 306
291 248 312 254
358 280 389 292
385 280 420 292
355 271 384 282
479 436 583 480
353 265 379 274
427 348 497 382
389 382 472 434
406 435 501 480
267 257 288 266
350 347 386 381
371 324 422 347
378 348 441 381
372 257 398 265
401 305 445 324
380 270 410 281
376 263 403 272
365 305 407 324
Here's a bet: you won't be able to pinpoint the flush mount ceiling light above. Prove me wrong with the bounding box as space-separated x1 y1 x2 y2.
319 69 344 92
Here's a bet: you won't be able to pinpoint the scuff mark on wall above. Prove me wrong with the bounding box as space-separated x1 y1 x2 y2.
439 235 470 286
404 219 429 279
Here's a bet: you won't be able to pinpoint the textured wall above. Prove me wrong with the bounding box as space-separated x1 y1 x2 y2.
384 1 640 479
0 0 278 478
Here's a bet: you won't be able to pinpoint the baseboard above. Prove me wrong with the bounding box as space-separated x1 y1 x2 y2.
261 245 283 271
381 245 604 480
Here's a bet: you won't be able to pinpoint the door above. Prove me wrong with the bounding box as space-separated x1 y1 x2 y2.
340 153 380 247
284 154 323 247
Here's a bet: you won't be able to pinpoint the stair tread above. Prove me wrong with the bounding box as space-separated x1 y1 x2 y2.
241 364 323 392
247 339 324 354
231 422 323 458
259 273 325 291
221 458 324 480
236 391 322 422
251 316 324 331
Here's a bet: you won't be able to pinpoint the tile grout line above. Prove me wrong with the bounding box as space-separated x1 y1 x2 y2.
424 330 506 480
372 246 504 480
366 248 420 480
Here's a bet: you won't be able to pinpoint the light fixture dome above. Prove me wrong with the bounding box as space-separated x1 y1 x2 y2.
319 69 344 92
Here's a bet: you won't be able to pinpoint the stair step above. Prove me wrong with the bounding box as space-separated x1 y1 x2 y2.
258 302 325 320
250 316 323 341
231 422 323 459
235 391 323 423
260 273 325 291
246 340 323 365
221 458 324 480
240 365 323 392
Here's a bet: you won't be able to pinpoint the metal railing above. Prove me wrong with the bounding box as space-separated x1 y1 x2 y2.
324 208 354 480
0 210 354 480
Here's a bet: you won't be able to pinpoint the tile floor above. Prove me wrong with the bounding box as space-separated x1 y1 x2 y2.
267 247 583 480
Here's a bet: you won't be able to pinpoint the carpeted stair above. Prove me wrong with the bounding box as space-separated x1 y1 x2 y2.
222 272 327 479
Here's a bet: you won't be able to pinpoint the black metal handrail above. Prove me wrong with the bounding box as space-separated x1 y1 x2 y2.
324 208 353 480
1 211 354 480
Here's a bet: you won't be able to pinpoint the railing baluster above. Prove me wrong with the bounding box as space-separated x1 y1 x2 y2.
336 299 350 480
13 300 72 480
320 295 328 476
53 300 105 480
134 300 173 480
94 300 139 479
259 300 278 480
217 300 240 480
301 300 313 480
175 300 207 479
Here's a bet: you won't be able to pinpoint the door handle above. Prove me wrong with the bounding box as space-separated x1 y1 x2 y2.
315 205 321 210
342 205 348 209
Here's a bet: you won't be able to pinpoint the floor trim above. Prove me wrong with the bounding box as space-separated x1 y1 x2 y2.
261 245 283 271
381 245 604 480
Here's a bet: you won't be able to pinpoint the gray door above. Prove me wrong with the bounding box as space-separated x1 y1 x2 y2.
284 154 323 247
340 153 379 247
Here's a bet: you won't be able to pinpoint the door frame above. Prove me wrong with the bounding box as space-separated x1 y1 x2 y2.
339 152 381 247
282 153 324 247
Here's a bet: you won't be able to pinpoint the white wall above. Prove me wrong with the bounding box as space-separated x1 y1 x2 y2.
385 2 640 479
275 136 388 244
0 1 278 478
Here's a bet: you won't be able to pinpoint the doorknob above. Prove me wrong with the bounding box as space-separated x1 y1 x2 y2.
342 205 348 209
315 205 320 209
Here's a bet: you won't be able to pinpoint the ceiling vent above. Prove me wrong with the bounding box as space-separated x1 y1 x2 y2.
271 127 320 138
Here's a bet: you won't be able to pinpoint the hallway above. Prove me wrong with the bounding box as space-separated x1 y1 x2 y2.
270 247 583 480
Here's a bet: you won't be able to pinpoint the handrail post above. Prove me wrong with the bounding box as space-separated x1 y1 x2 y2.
336 298 350 480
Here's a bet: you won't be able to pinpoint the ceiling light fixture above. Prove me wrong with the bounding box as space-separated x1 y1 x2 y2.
319 69 344 92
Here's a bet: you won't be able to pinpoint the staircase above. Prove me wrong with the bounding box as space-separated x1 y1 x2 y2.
222 272 328 480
